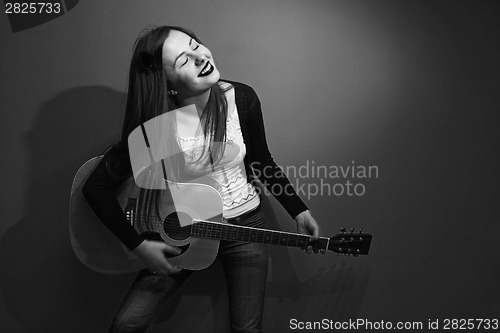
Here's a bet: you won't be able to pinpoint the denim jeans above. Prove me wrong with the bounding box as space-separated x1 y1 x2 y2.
109 205 269 333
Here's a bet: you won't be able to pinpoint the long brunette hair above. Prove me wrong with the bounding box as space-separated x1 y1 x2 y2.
117 25 230 225
121 25 229 167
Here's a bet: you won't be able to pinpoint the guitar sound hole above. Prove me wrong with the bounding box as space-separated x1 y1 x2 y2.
164 212 192 241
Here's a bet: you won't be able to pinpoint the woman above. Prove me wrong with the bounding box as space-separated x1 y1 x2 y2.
82 25 321 333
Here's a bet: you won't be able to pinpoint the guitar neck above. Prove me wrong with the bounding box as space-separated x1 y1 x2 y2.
191 220 330 250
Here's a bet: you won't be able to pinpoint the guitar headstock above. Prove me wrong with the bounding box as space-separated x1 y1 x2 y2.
328 228 372 256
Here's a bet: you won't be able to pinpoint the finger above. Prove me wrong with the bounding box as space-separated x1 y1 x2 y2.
307 227 319 242
165 264 182 274
162 244 182 256
157 263 181 276
296 226 306 235
162 256 182 273
311 224 320 240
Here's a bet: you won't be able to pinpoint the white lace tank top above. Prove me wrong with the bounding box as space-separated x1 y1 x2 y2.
175 83 260 218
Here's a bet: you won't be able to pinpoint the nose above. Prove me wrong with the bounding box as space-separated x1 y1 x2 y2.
193 53 207 66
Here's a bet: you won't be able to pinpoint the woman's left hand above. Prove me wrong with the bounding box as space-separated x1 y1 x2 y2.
294 210 324 254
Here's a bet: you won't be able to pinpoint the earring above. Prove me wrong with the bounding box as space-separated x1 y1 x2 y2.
168 90 178 96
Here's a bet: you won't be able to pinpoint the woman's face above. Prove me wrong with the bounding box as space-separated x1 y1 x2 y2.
161 30 220 97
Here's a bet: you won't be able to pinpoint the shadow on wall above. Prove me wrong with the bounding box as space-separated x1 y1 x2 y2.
0 86 370 332
0 86 131 332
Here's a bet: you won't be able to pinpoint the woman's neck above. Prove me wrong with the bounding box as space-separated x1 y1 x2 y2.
178 88 211 115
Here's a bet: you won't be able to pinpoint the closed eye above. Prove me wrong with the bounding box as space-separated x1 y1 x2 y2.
178 40 201 68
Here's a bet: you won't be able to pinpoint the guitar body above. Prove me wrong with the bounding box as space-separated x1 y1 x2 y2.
69 156 224 274
70 157 372 275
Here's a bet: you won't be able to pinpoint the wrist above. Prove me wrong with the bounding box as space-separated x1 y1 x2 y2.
131 239 149 255
294 209 310 222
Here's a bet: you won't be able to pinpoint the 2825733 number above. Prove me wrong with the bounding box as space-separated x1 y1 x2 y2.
443 319 499 330
5 2 61 14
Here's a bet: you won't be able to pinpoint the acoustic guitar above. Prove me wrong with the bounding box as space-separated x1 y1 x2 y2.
69 156 372 274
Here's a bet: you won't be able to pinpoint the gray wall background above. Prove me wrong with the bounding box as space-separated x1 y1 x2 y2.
1 0 499 332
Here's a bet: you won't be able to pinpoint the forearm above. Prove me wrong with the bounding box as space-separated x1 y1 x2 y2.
81 147 145 251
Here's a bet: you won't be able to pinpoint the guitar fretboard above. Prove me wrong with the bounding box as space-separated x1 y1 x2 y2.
190 220 330 250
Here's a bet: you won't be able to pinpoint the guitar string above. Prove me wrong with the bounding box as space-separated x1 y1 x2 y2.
129 215 333 249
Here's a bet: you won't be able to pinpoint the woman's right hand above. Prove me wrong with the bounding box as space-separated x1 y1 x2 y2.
131 240 182 276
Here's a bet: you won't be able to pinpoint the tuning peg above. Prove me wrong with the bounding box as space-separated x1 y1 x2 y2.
340 228 346 234
359 228 363 234
350 228 355 234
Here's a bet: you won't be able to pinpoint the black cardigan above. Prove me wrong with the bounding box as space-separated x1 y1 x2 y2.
82 81 308 250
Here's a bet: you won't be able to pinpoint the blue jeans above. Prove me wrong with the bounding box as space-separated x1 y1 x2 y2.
109 205 269 333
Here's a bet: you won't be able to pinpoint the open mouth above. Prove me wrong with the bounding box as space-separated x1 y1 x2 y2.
198 62 214 77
